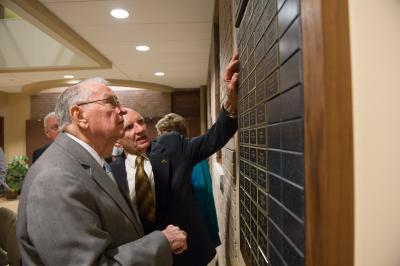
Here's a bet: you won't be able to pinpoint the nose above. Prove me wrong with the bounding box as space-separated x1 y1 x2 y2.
117 105 127 115
134 123 144 134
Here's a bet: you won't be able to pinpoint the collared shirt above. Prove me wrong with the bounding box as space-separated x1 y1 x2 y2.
65 133 116 185
125 153 155 209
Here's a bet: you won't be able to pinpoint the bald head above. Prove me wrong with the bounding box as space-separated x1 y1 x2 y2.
117 109 150 155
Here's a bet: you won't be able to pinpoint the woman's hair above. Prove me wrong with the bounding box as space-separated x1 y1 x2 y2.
155 113 188 137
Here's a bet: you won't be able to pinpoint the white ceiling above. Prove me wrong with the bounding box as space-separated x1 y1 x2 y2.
0 0 215 93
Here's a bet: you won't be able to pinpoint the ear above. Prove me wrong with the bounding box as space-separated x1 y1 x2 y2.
70 105 89 129
44 127 50 138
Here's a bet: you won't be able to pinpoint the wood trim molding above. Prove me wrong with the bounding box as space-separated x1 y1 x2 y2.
107 79 174 93
0 0 111 72
22 79 174 95
0 66 108 73
301 0 354 265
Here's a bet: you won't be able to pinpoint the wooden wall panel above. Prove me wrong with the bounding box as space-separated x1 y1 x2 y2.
0 117 4 150
301 0 354 265
171 91 201 137
26 119 51 165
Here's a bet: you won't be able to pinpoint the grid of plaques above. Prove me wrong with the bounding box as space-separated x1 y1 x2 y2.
236 0 305 265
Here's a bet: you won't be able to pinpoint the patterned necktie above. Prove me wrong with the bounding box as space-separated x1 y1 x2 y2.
135 155 156 222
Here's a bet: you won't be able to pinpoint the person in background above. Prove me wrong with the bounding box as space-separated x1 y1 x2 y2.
32 112 59 163
0 147 10 196
17 77 187 265
110 51 238 266
112 142 124 161
104 142 124 164
155 113 221 248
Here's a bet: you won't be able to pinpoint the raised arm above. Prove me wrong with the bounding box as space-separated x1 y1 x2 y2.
182 51 240 163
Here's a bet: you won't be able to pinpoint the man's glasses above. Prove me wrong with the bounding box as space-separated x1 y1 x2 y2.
77 96 121 109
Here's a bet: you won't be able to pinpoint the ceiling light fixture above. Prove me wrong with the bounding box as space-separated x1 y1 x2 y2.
136 45 150 52
111 9 129 19
64 75 74 79
154 72 165 76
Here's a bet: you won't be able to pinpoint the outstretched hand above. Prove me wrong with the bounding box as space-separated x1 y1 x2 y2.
223 51 239 114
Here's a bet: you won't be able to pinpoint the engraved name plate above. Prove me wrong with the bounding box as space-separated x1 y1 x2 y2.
258 169 267 190
258 149 267 168
257 127 266 145
250 129 257 144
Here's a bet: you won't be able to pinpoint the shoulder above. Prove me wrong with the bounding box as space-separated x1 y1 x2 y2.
110 155 126 171
158 132 181 141
25 165 88 203
110 154 126 165
152 132 185 152
33 144 49 154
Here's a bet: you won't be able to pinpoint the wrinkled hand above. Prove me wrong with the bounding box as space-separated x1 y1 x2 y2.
162 225 187 254
223 50 239 113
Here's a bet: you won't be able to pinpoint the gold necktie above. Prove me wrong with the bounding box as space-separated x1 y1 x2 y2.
135 155 156 222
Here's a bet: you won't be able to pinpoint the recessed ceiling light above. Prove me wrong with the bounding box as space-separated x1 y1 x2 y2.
64 75 74 79
154 72 165 76
111 9 129 19
136 45 150 52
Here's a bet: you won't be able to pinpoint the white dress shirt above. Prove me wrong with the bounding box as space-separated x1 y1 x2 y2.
125 153 156 209
65 133 117 185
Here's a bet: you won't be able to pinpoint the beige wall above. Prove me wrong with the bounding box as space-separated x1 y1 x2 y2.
0 93 30 161
0 92 8 118
349 1 400 265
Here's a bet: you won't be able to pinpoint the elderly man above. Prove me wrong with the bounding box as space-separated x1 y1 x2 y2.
32 112 59 163
17 78 187 265
110 52 239 266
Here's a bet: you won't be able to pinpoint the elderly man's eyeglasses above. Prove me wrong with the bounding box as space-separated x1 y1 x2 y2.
77 96 121 108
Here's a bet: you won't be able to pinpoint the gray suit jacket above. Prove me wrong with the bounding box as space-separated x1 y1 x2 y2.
17 133 172 266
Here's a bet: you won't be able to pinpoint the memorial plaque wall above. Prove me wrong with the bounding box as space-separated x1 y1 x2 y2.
236 0 305 265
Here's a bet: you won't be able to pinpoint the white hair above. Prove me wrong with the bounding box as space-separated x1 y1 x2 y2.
43 112 56 128
55 77 109 132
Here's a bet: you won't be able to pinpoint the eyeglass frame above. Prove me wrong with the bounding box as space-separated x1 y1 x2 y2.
76 96 121 109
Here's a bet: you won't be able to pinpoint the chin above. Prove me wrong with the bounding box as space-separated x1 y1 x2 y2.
137 142 150 152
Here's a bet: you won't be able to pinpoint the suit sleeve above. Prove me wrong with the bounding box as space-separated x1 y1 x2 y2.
0 148 7 185
23 168 172 266
182 107 238 164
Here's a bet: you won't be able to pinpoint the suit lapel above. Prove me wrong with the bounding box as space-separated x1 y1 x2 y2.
148 143 170 224
89 162 143 235
56 134 143 236
110 156 138 217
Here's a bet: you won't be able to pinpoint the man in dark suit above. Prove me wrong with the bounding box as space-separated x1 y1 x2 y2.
17 77 187 265
110 52 239 266
32 112 59 163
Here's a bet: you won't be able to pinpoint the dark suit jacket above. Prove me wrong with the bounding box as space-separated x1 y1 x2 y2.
32 143 50 163
17 133 172 266
111 108 237 266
